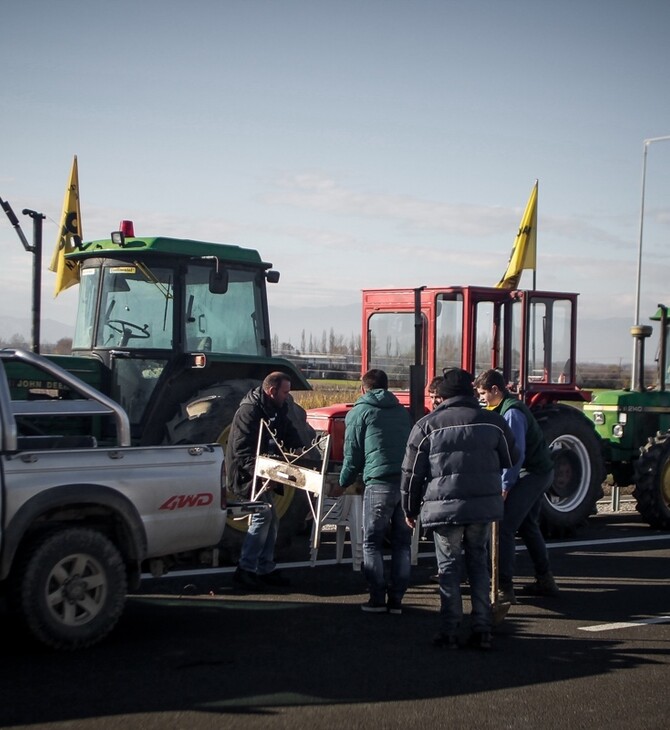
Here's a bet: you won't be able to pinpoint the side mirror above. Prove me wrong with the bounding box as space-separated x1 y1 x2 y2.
266 270 280 284
209 267 229 294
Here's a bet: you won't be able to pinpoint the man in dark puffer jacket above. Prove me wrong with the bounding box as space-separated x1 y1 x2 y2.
401 368 518 649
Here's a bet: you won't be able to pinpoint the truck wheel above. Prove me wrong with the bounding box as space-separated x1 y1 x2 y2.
18 528 127 649
164 381 311 561
633 431 670 529
534 405 606 536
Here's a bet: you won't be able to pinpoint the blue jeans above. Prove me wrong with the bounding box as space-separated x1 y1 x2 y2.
499 469 555 588
433 522 491 634
362 482 412 604
238 490 278 575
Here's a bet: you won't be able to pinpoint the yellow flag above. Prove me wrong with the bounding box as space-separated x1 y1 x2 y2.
495 180 538 290
49 155 83 296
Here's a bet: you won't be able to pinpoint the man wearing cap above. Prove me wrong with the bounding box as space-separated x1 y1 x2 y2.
474 368 558 603
401 368 518 650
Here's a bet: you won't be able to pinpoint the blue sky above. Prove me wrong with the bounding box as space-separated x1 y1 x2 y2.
2 0 669 362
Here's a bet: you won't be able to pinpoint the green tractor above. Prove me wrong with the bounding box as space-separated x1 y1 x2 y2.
4 216 313 555
584 304 670 529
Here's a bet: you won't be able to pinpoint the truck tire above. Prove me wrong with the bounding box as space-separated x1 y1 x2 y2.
633 431 670 529
534 405 606 536
163 381 312 561
17 528 127 649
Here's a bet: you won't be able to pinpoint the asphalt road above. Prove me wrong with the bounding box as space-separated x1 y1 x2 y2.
2 510 669 730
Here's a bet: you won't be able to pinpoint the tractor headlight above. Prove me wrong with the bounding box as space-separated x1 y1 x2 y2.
593 412 605 425
612 424 625 438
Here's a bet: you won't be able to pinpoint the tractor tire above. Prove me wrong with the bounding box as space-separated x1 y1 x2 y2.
163 380 312 562
534 404 606 536
16 527 127 650
633 431 670 529
164 379 260 446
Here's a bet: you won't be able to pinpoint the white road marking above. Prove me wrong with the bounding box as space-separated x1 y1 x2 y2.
579 615 670 632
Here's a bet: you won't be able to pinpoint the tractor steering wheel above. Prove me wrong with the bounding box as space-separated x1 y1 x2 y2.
105 319 151 346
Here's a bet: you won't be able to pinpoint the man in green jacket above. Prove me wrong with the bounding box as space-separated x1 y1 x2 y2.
332 369 413 614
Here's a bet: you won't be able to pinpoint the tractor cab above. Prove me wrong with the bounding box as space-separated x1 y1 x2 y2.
60 223 308 443
307 283 606 536
361 285 584 413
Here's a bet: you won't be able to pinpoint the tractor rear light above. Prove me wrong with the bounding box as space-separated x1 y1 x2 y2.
192 353 207 368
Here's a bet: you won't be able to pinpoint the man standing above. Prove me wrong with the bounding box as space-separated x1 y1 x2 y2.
401 368 518 649
474 369 558 604
226 371 307 591
332 369 413 614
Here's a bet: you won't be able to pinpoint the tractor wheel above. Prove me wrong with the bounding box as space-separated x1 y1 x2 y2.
633 431 670 529
16 528 127 649
163 381 312 561
534 405 606 536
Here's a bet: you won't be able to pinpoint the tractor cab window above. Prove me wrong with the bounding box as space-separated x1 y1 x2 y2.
526 298 573 383
474 300 496 376
367 311 424 390
184 264 267 355
73 267 101 349
435 295 463 373
95 263 174 349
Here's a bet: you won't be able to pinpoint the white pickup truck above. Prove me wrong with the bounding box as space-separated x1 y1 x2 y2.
0 348 265 649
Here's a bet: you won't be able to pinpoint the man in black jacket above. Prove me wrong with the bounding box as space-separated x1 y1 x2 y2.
401 368 518 649
226 372 307 591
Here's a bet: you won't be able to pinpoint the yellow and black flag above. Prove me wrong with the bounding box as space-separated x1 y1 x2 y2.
49 155 82 296
495 180 538 290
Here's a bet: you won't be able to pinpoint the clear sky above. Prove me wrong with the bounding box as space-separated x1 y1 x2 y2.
2 0 669 362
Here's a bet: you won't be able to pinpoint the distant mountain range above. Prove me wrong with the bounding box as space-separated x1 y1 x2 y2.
0 315 74 344
0 307 637 365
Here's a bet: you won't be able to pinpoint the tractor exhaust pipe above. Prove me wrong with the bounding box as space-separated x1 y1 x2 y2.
630 324 653 391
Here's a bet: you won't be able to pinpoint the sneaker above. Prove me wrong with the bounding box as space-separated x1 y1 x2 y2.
360 599 387 613
432 632 459 649
467 631 492 650
232 567 266 592
387 600 403 615
497 585 518 605
521 573 560 597
257 570 291 588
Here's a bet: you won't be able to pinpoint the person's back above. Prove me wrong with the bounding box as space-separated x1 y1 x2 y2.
401 368 517 650
336 369 413 615
340 387 411 488
403 392 516 528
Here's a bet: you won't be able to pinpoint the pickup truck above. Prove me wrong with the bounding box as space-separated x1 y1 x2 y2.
0 348 265 649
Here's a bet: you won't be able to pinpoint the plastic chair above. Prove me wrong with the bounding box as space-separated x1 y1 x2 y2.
315 493 363 571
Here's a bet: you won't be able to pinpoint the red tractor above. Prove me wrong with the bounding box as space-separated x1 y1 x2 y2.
306 285 606 535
